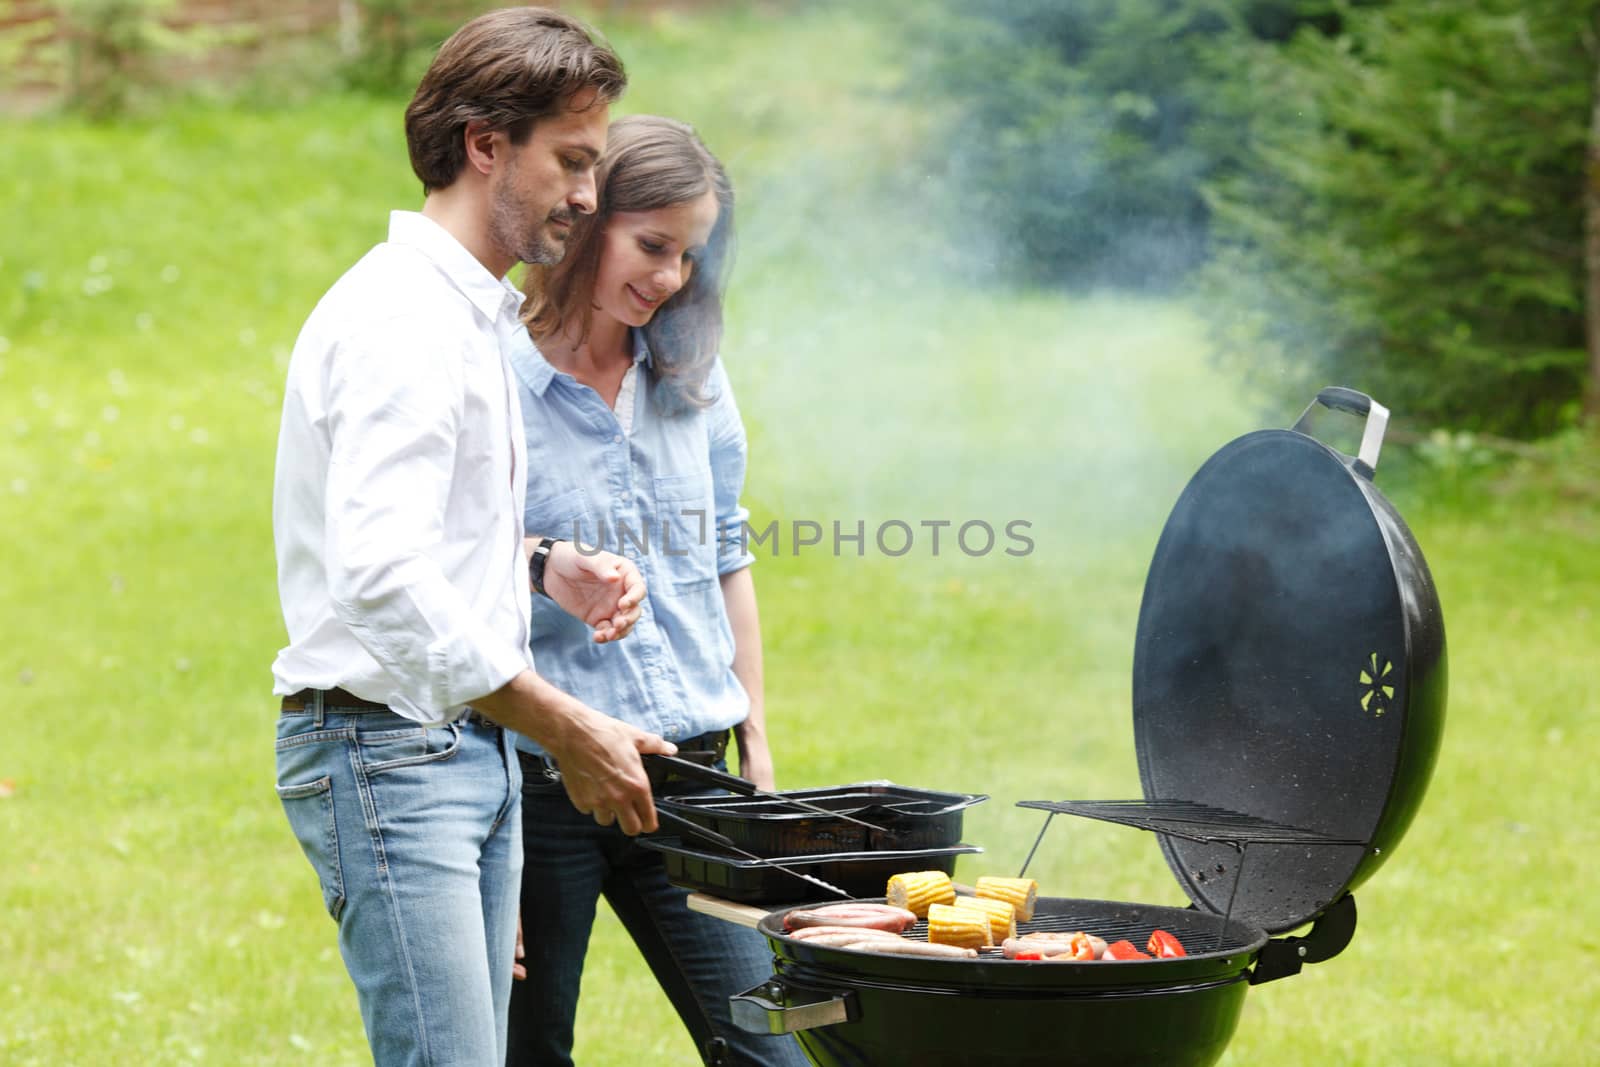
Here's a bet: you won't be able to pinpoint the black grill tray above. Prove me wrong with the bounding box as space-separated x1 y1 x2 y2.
656 782 987 857
639 836 982 904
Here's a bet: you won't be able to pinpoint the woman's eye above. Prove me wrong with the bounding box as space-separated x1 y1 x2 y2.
640 240 664 254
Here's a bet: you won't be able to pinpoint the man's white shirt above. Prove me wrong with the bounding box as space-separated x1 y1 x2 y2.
272 211 533 723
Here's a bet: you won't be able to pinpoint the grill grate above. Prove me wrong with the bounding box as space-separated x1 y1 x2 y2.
1016 799 1366 849
1013 800 1368 939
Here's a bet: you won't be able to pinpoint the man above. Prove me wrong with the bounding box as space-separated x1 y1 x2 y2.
270 10 674 1065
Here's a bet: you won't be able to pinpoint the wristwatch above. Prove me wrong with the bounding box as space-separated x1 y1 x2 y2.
529 537 562 598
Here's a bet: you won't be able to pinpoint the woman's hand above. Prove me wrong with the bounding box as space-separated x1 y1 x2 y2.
538 540 645 643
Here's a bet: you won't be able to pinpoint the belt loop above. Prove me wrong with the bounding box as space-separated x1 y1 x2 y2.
313 688 325 728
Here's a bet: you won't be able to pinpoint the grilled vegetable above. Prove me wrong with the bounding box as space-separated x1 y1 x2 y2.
1104 940 1152 960
926 903 993 950
1147 929 1187 958
950 895 1017 944
886 871 956 918
974 876 1038 922
1067 931 1108 961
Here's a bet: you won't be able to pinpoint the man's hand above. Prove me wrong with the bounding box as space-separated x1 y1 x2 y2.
545 707 677 835
537 539 644 644
474 671 674 834
513 917 526 981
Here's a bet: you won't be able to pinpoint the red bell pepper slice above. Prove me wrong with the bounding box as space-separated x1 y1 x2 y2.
1104 939 1151 960
1147 929 1187 958
1015 950 1044 960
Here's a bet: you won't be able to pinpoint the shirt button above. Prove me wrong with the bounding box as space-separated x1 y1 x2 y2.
613 434 623 444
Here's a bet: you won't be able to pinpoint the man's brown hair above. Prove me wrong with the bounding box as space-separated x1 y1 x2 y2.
405 7 626 192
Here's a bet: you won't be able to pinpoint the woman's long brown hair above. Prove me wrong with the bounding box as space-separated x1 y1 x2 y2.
521 114 735 413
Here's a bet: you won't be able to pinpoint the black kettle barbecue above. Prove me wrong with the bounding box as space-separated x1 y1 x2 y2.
725 388 1448 1067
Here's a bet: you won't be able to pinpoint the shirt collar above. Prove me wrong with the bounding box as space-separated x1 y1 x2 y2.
508 331 556 397
387 210 522 324
630 328 655 370
511 328 653 398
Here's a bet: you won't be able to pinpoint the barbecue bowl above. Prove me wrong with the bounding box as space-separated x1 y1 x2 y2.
736 896 1282 1067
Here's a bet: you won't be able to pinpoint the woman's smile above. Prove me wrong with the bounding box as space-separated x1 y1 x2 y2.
626 283 665 311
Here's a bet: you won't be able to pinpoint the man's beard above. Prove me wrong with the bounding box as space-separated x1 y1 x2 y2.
489 166 565 267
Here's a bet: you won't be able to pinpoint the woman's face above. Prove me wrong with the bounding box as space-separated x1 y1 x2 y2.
592 189 720 329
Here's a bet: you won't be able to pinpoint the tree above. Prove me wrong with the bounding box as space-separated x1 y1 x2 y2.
1202 2 1593 436
1586 5 1600 423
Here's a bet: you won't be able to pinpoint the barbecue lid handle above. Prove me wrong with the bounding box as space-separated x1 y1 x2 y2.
1291 386 1389 478
730 978 858 1034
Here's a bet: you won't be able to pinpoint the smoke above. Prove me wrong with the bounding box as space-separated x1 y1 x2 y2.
596 0 1343 603
638 7 1271 573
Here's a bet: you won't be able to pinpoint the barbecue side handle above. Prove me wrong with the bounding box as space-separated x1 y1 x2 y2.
731 978 858 1034
1248 893 1358 985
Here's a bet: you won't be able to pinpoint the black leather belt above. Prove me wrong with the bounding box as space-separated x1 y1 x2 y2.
281 686 387 712
281 688 498 729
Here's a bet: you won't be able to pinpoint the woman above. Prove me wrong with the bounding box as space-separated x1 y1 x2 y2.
505 116 808 1067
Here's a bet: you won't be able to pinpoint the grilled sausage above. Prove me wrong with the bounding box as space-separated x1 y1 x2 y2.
787 928 905 948
787 925 904 943
844 939 978 959
1003 937 1071 959
1002 934 1106 960
783 903 918 933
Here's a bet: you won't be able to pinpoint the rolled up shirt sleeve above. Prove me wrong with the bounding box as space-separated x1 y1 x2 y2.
705 359 756 575
323 320 529 717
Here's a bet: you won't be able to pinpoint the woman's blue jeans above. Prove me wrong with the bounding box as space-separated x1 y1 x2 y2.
507 770 809 1067
275 704 523 1067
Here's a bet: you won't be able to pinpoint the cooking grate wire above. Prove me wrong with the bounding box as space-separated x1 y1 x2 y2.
1013 800 1368 945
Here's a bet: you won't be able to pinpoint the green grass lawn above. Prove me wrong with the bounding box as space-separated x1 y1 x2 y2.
3 4 1598 1065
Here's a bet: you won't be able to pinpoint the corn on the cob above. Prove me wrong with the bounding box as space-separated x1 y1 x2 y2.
885 870 956 918
951 895 1017 944
926 903 993 950
974 875 1038 922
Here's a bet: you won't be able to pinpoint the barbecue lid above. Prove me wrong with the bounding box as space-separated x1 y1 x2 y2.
1131 388 1447 934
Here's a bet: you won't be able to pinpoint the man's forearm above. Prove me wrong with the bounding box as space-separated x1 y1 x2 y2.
471 669 588 751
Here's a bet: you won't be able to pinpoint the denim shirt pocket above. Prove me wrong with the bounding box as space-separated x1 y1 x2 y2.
653 472 717 594
526 486 592 545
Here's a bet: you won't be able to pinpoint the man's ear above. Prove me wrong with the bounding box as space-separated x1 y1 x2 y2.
463 122 502 177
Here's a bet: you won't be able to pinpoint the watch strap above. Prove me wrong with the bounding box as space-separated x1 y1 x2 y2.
529 536 561 598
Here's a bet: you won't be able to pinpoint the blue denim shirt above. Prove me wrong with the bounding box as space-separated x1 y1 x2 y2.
507 331 757 752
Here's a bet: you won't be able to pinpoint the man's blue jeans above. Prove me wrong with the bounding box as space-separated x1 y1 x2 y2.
276 702 523 1067
507 770 810 1067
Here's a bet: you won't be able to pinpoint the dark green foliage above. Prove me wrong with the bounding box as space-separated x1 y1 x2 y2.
338 0 483 95
905 0 1327 289
1199 3 1593 436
